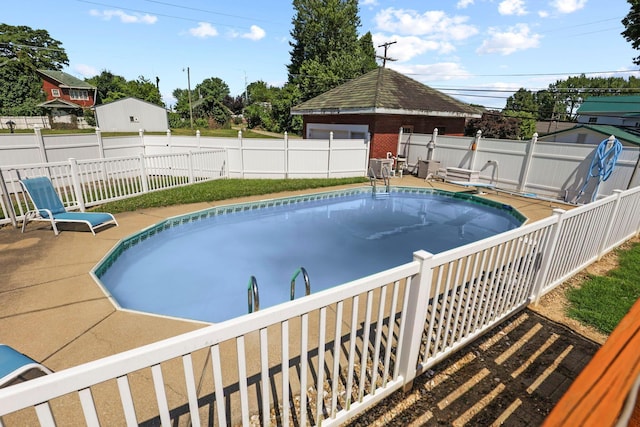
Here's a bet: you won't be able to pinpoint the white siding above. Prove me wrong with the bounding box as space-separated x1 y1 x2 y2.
95 97 169 132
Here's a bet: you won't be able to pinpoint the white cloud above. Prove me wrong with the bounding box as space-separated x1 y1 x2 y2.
538 10 550 18
498 0 528 16
392 62 472 82
550 0 587 14
361 0 378 6
241 25 266 41
374 8 478 40
74 64 98 77
457 0 475 9
476 24 541 55
89 9 157 24
372 33 455 62
189 22 218 38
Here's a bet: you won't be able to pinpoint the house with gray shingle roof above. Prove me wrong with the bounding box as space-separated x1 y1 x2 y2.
291 67 481 159
37 69 97 110
36 70 97 129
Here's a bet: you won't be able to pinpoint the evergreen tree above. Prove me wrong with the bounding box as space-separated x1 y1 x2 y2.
288 0 377 101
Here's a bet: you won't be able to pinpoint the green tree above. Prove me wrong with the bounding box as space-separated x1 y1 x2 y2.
504 88 563 121
504 110 536 140
0 24 68 115
172 87 193 119
622 0 640 65
504 75 640 123
0 24 68 70
86 71 163 106
193 77 231 126
504 89 539 116
124 76 163 106
0 61 44 115
288 0 377 101
270 83 303 134
86 70 127 104
357 32 378 72
247 80 274 103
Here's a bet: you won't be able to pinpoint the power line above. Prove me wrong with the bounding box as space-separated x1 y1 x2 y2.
406 69 640 78
75 0 257 30
139 0 281 24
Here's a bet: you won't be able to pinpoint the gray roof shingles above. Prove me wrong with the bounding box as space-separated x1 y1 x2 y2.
37 70 96 89
292 68 481 117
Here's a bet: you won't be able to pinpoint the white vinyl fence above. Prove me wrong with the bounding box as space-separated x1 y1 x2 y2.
0 149 227 227
0 131 370 226
0 129 370 180
398 130 640 203
1 185 640 426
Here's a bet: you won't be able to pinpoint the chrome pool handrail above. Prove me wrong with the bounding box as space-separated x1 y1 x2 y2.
247 276 259 313
290 267 311 301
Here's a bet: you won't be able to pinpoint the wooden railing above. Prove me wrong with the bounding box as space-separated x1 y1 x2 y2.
543 297 640 426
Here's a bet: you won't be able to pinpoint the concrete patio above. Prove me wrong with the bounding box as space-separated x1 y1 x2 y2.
0 176 581 425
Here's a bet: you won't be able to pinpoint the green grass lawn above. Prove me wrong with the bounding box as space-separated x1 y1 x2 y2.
566 240 640 334
95 177 369 214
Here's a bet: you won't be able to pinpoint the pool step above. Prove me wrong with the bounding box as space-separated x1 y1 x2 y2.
374 192 390 199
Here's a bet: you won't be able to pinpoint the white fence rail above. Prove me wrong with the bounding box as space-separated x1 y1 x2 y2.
398 130 640 202
0 149 227 226
0 130 370 180
1 185 640 426
0 132 370 226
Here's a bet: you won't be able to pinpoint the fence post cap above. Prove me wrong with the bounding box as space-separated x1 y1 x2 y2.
413 250 434 261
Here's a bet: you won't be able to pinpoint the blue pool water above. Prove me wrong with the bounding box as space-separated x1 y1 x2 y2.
97 189 524 323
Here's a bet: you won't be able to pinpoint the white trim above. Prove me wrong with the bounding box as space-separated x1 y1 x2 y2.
293 107 481 118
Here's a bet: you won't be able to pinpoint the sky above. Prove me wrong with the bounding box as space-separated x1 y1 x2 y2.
4 0 640 110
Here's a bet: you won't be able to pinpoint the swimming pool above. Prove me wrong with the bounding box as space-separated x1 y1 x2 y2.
94 187 525 323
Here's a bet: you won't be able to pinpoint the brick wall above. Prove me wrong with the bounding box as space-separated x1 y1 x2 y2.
302 114 468 159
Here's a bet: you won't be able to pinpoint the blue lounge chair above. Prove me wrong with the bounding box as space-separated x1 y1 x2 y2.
20 176 118 236
0 344 52 388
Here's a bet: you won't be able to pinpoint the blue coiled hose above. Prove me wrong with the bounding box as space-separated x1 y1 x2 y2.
575 136 623 203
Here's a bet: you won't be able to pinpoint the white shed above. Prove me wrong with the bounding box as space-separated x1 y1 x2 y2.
95 97 168 132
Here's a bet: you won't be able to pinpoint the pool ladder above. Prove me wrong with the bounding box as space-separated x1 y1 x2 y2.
247 267 311 314
290 267 311 301
248 276 259 313
368 166 391 198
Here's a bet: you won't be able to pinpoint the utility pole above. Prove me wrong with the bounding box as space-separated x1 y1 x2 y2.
185 67 194 130
244 71 249 104
377 41 397 68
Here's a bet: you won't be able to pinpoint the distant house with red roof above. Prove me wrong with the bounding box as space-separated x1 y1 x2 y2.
291 67 482 159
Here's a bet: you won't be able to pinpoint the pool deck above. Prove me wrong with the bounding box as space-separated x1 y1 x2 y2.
0 176 574 422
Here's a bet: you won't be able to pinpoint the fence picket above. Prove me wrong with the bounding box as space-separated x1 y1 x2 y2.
3 138 640 426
